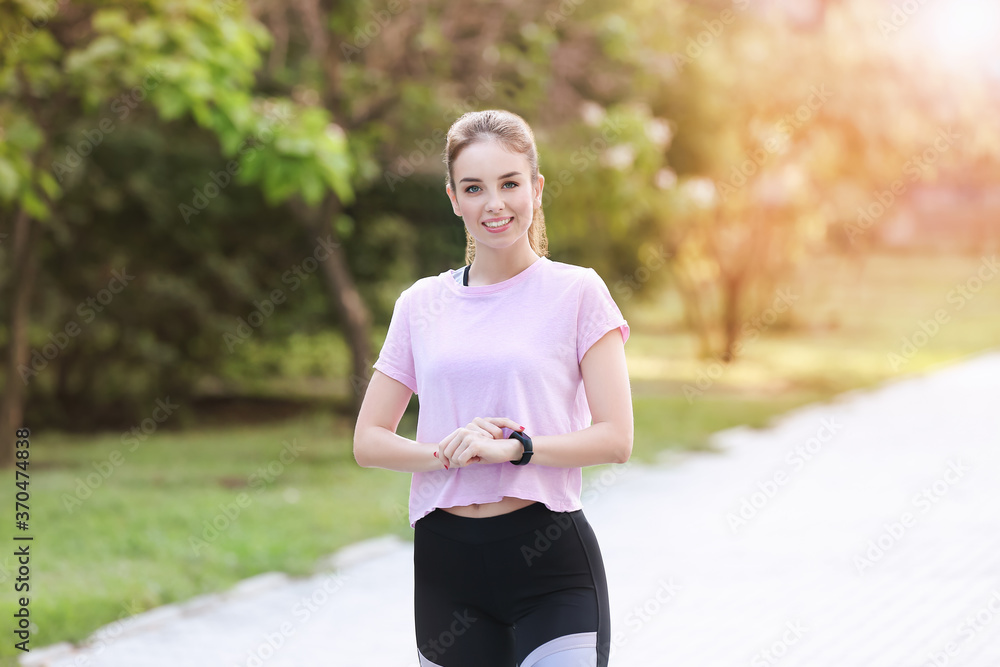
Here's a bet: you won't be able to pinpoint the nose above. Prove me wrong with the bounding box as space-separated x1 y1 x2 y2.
486 189 504 213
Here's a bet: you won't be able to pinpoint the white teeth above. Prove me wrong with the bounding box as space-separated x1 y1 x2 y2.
484 218 512 228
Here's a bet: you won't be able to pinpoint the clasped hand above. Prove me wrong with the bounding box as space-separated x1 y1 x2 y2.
436 417 524 469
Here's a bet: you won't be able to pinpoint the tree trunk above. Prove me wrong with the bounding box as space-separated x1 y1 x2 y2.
671 266 713 359
0 208 39 468
720 275 745 363
294 194 372 415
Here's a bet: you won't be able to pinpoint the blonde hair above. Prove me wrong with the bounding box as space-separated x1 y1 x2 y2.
444 109 549 265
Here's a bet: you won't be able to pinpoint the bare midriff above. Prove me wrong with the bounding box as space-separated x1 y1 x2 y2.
439 496 538 518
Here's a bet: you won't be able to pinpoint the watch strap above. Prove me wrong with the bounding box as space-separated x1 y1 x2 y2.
509 429 533 465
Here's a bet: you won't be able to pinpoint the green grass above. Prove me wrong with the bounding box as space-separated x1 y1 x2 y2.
3 250 999 656
1 413 416 654
627 251 1000 397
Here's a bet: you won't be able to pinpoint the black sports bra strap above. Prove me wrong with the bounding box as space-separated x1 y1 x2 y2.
463 264 470 287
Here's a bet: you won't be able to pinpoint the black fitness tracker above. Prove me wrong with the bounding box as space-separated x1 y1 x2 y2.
509 430 533 465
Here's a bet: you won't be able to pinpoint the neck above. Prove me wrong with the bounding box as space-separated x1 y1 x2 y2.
469 242 540 286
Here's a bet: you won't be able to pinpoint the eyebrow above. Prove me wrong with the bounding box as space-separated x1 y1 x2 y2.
459 171 522 184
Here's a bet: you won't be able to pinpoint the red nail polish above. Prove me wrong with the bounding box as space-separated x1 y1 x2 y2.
433 452 438 457
519 426 525 431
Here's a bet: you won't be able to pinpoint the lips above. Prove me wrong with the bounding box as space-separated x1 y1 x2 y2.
482 217 513 230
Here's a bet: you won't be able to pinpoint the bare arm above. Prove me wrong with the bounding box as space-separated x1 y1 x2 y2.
358 329 633 471
353 370 446 473
524 328 633 467
445 328 634 469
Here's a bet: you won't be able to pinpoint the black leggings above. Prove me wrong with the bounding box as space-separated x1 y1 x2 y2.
413 501 611 667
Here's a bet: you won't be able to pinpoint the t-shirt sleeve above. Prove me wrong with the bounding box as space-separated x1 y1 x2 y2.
372 289 418 394
577 268 630 365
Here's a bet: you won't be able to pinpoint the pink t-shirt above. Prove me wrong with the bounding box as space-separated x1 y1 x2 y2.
372 255 630 527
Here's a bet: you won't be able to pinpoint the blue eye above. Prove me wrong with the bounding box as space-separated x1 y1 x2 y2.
463 182 518 194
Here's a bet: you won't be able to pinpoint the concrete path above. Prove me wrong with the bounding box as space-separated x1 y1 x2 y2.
26 352 1000 667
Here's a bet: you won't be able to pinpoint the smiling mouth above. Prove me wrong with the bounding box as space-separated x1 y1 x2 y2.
483 217 513 229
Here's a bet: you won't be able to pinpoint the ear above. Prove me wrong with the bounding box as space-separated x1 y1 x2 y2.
533 173 545 208
446 184 462 216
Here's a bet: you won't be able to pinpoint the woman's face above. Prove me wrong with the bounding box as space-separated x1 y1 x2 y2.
446 139 544 254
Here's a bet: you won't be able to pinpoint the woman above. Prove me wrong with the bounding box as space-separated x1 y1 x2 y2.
354 109 633 667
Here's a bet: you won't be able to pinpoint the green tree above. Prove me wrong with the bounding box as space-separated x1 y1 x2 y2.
0 0 353 465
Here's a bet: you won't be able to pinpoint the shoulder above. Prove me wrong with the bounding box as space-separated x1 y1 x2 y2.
544 259 612 300
398 273 448 302
544 258 599 286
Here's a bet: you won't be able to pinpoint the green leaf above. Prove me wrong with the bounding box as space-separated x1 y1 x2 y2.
20 188 49 220
153 86 189 121
8 116 43 151
37 170 61 200
274 135 313 156
0 157 19 201
189 99 213 127
92 9 131 34
300 169 324 206
82 34 124 64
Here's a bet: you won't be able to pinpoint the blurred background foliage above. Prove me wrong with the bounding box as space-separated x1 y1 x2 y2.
3 0 1000 652
2 0 999 448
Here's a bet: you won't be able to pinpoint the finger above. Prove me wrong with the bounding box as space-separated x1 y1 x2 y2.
435 441 449 467
473 418 505 439
437 428 461 451
484 417 524 433
442 431 467 464
432 450 449 470
456 428 487 466
439 432 463 468
451 432 479 467
454 439 480 467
